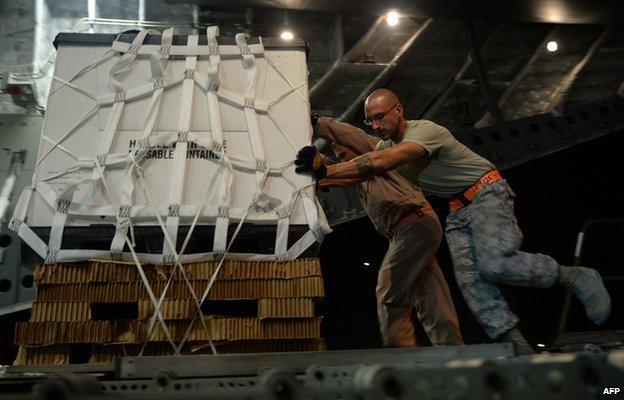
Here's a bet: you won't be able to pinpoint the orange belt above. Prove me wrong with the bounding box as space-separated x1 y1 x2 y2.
449 170 503 212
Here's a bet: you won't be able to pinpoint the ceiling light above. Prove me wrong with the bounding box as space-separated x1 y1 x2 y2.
546 41 558 52
363 262 370 266
280 31 294 40
386 11 399 26
537 343 546 348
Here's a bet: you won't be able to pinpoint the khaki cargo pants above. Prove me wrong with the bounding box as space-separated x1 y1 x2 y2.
376 205 464 347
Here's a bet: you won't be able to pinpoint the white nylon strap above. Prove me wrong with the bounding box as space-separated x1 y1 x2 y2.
235 33 267 192
40 136 81 164
264 51 309 105
127 235 179 353
47 183 82 263
274 203 291 261
93 154 178 352
263 50 313 149
132 161 215 355
98 71 185 106
213 162 233 255
205 26 221 106
192 72 268 112
285 229 318 260
161 160 226 355
177 171 269 350
36 104 99 167
92 96 124 182
109 209 130 260
150 27 174 78
9 187 48 259
32 201 260 221
162 34 199 264
17 223 48 259
32 181 61 263
301 187 330 242
113 29 175 258
49 49 116 97
288 190 331 259
8 186 33 231
51 249 312 263
100 35 132 258
51 76 98 101
266 113 298 152
110 41 266 57
75 31 178 350
204 26 231 257
265 81 307 153
108 29 157 92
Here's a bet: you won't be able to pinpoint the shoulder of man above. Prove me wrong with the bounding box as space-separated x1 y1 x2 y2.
406 119 452 136
400 119 453 156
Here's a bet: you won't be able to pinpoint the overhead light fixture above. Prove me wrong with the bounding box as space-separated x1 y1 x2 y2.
280 31 294 40
537 343 546 348
363 262 370 266
546 41 558 52
386 11 399 26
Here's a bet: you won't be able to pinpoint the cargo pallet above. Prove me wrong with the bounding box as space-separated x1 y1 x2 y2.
14 259 325 365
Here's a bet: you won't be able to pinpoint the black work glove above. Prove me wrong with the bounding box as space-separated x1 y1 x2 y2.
295 146 327 180
311 112 320 128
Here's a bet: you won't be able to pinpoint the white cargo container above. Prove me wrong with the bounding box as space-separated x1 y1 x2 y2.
11 28 330 264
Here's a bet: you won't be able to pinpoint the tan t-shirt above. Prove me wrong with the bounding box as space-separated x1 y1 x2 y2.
376 120 495 198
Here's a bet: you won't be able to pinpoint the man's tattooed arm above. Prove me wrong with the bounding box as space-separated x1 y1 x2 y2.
353 154 379 179
323 141 426 180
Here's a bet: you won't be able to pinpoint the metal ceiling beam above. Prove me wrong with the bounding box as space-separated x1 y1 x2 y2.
339 19 432 122
166 0 624 25
544 26 613 114
475 25 558 128
309 15 385 103
421 21 505 121
463 19 504 124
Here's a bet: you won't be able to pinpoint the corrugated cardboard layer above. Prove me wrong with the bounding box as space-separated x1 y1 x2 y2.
30 302 92 322
15 320 142 346
164 259 322 280
34 259 321 284
34 261 147 285
13 345 71 365
15 318 322 345
34 263 90 285
150 318 322 342
37 282 146 302
205 338 326 354
138 298 316 320
138 299 196 320
258 298 315 319
150 278 325 299
37 277 324 302
89 339 327 363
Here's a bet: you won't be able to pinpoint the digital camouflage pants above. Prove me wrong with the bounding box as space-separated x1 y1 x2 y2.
445 180 559 339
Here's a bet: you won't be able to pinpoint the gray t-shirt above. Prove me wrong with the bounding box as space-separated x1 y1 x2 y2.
376 120 495 198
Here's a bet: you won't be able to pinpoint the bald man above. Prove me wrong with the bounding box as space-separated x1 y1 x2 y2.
296 89 611 354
